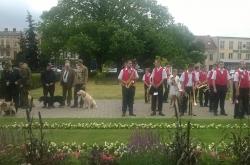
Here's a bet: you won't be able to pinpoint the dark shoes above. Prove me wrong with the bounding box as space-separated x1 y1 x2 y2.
129 113 136 116
71 105 77 108
151 112 156 116
221 113 228 116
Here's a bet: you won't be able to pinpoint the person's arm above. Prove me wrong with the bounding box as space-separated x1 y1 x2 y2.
234 72 239 96
118 69 124 85
85 67 88 84
211 71 217 93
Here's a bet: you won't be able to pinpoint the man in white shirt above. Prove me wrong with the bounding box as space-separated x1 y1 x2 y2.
211 61 230 116
118 60 139 116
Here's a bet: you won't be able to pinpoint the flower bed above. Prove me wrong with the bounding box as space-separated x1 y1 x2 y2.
1 122 249 129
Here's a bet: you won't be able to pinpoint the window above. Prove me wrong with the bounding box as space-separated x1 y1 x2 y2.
229 41 233 49
6 51 10 56
220 41 225 49
229 53 233 59
220 53 224 59
238 41 242 49
0 39 4 46
247 42 250 50
209 54 213 61
246 54 250 60
238 53 241 59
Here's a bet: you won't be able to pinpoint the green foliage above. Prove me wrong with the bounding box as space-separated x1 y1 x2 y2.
25 11 39 71
30 73 42 89
39 0 204 71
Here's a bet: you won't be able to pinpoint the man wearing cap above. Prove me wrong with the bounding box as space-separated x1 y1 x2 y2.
212 61 230 116
60 61 75 106
72 59 88 108
41 63 56 108
2 61 21 111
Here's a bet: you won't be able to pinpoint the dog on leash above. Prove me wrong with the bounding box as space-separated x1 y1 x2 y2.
39 96 65 107
0 100 16 116
77 90 97 109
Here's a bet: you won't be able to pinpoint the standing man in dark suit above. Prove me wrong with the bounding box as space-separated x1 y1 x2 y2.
60 61 75 106
2 61 21 111
41 63 56 108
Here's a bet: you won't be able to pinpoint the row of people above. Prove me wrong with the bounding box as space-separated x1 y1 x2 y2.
119 59 250 118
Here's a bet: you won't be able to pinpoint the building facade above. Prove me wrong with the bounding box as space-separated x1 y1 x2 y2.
0 28 21 67
197 36 250 70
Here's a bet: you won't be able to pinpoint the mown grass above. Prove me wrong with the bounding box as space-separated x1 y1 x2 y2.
30 80 145 99
1 118 249 144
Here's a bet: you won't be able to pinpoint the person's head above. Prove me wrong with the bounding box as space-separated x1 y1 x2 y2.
5 61 12 70
64 62 70 70
154 59 161 68
126 60 133 69
240 60 247 69
172 69 177 76
201 65 206 71
218 61 224 69
145 68 150 73
194 66 199 71
46 63 53 70
188 63 194 72
208 65 213 71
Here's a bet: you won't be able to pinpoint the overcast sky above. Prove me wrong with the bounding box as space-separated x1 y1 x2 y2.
0 0 250 37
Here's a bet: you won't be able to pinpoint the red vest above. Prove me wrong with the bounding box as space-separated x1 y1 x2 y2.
122 68 135 81
208 70 213 86
215 69 228 86
239 70 249 88
153 67 163 85
144 73 151 84
183 71 195 87
199 71 207 83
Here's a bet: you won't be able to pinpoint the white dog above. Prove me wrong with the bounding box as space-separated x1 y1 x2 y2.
77 90 97 109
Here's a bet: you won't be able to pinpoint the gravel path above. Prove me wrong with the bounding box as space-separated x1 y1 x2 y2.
13 99 237 119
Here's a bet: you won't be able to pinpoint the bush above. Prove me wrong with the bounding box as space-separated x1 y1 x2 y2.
30 73 42 89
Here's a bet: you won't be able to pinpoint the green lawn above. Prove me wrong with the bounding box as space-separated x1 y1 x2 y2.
1 118 249 144
30 81 145 99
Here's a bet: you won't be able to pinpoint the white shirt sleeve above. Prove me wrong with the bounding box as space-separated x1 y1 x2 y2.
162 69 167 79
180 72 185 82
226 70 230 80
142 74 145 81
150 69 155 80
207 71 211 78
118 69 123 80
211 70 217 80
134 70 139 79
233 72 239 82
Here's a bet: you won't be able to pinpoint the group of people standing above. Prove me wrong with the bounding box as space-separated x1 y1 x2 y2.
1 61 32 111
41 59 88 108
118 59 250 119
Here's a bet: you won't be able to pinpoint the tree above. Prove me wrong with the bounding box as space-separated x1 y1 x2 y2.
15 32 26 65
25 11 39 71
39 0 204 71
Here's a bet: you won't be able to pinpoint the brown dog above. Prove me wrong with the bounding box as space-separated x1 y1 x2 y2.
77 90 97 109
0 101 16 116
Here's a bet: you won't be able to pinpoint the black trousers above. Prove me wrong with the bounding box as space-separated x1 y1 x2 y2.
234 88 249 118
198 86 209 106
62 85 72 105
122 86 135 114
232 82 236 103
214 85 227 114
19 86 29 108
151 85 163 112
73 84 85 106
209 85 216 112
180 87 193 114
5 85 19 110
144 84 150 103
43 85 55 106
163 80 169 102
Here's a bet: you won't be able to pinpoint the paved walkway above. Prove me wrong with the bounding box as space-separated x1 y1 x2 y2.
13 99 237 119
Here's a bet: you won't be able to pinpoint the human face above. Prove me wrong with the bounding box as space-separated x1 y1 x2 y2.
219 62 224 69
127 61 132 68
154 60 160 67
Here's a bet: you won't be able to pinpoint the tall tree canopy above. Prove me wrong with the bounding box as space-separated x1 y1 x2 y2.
39 0 204 70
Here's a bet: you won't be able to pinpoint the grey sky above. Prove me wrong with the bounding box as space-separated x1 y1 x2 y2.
0 0 249 37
